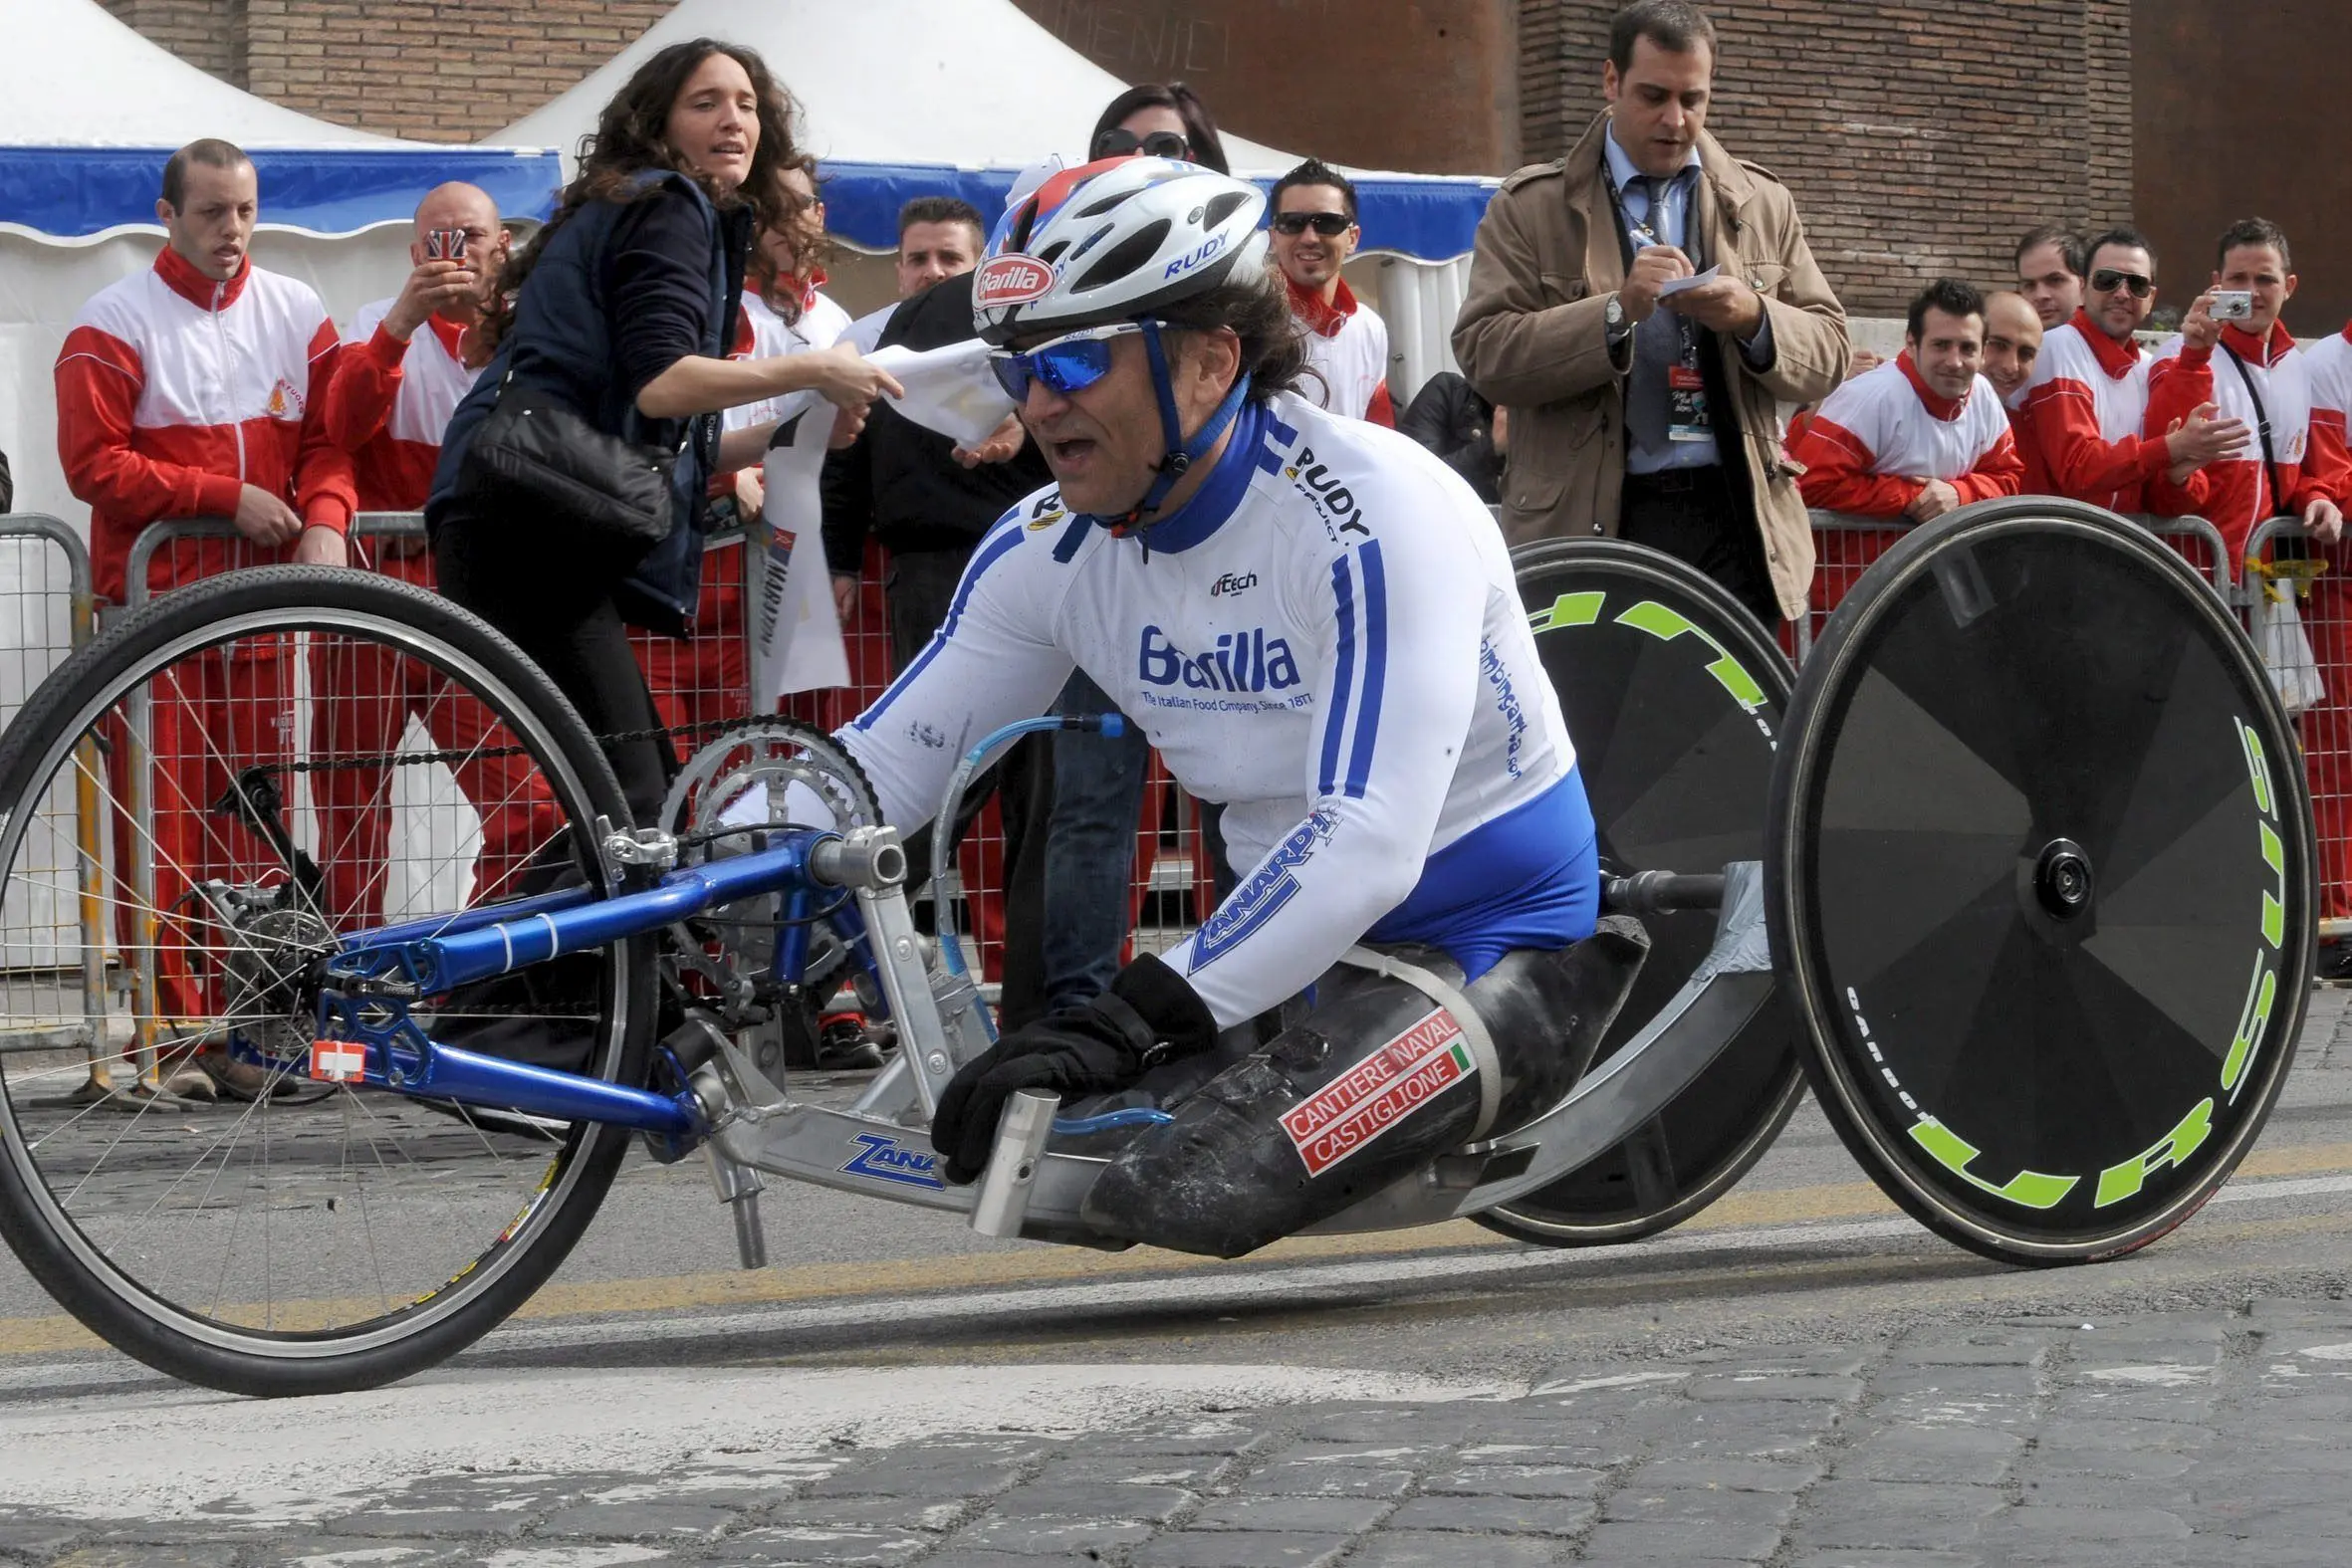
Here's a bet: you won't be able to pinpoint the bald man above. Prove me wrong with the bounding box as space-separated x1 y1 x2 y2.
1979 291 2049 494
324 181 509 512
317 182 552 925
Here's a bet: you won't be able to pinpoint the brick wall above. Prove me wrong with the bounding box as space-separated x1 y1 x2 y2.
1518 1 2136 316
101 0 245 88
103 0 674 142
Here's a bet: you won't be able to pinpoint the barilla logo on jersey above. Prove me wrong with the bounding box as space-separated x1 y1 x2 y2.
1210 571 1258 597
1191 807 1337 967
1282 1010 1474 1177
1139 625 1301 691
1163 231 1230 281
974 254 1057 309
1283 446 1370 536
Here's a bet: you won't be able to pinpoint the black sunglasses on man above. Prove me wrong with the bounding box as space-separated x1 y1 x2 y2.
2090 268 2154 299
1272 212 1352 237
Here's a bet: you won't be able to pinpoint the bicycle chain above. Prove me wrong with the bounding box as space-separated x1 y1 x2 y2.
250 710 791 777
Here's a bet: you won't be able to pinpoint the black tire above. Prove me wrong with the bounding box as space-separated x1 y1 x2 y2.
1768 502 2311 1265
1476 539 1805 1247
0 566 656 1393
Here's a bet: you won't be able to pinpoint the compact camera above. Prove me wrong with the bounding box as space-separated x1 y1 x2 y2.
2210 290 2254 322
424 228 468 262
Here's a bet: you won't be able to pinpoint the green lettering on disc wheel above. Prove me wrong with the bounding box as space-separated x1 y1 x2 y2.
2259 820 2285 949
1907 1117 2079 1210
2238 720 2274 817
2223 955 2277 1094
2094 1098 2216 1209
1528 591 1605 634
1613 600 1766 712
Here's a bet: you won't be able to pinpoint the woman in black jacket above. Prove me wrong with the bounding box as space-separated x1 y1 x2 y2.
427 39 898 825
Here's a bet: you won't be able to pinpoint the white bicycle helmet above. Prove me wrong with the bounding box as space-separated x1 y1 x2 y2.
973 155 1269 345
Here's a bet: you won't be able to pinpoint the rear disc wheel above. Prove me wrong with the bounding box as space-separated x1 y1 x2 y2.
1769 502 2311 1265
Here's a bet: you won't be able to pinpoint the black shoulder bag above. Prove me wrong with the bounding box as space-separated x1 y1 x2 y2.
455 374 681 560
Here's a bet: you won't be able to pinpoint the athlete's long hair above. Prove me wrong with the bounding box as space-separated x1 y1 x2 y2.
480 39 802 352
1157 261 1309 405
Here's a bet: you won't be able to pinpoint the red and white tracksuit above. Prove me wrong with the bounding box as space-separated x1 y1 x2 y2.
638 281 851 737
2260 325 2352 919
317 300 556 920
1788 353 2024 519
54 248 355 1023
2144 322 2341 555
1290 277 1395 426
2020 309 2193 515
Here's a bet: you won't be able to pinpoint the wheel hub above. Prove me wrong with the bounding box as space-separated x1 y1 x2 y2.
2033 838 2095 921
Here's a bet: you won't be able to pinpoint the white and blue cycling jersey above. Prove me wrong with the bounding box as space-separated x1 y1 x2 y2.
835 389 1597 1028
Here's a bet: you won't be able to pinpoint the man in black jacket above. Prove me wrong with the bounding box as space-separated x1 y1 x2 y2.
820 271 1055 1026
1398 371 1506 505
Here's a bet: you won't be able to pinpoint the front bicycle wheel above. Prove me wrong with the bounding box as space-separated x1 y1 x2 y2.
0 567 654 1394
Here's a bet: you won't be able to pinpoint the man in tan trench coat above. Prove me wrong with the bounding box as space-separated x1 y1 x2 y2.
1453 0 1847 625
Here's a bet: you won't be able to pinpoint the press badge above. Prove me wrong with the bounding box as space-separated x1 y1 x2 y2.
1668 361 1712 441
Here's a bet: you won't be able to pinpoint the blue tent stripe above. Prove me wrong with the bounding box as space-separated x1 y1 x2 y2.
817 161 1496 262
2 146 1493 259
0 146 564 237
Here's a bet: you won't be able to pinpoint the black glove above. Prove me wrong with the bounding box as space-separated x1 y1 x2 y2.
931 953 1218 1184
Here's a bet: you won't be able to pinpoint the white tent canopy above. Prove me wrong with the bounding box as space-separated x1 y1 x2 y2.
495 0 1490 403
0 0 560 528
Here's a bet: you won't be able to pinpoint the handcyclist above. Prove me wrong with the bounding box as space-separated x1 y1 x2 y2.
834 157 1615 1256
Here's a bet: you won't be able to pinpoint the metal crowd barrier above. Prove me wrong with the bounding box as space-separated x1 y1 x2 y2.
1795 510 2236 663
2240 516 2352 942
113 515 1223 998
0 515 108 1086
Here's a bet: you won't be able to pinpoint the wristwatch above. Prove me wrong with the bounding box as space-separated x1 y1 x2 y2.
1603 293 1630 351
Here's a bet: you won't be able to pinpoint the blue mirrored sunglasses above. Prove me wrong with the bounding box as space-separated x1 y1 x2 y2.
990 322 1154 402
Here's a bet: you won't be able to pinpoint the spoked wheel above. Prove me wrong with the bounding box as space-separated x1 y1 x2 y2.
1476 540 1805 1246
0 567 655 1394
1770 501 2311 1265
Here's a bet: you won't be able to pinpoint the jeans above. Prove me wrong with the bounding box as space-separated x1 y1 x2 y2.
1045 672 1240 1011
886 550 1053 1029
1045 670 1151 1011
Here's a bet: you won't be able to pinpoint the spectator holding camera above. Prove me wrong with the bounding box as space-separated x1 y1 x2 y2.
1789 279 2022 523
1271 158 1394 425
2015 224 2087 333
2021 226 2245 513
1453 0 1848 627
327 183 507 527
317 182 553 925
2145 218 2346 549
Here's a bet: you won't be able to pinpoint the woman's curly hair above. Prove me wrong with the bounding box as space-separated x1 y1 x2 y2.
480 38 803 352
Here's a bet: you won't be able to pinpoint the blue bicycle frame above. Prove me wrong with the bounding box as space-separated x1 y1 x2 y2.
281 827 872 1140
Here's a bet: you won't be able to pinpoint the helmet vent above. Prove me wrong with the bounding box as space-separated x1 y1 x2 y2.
1066 222 1117 264
1201 191 1252 230
1073 218 1173 294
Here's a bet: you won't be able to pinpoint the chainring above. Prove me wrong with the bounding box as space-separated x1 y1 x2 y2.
658 722 884 1000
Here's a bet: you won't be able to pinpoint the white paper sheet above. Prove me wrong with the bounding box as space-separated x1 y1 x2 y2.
752 389 852 708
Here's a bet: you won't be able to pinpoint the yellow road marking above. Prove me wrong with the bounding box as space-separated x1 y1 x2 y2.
7 1141 2352 1359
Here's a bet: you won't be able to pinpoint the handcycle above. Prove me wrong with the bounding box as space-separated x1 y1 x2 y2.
0 498 2313 1395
